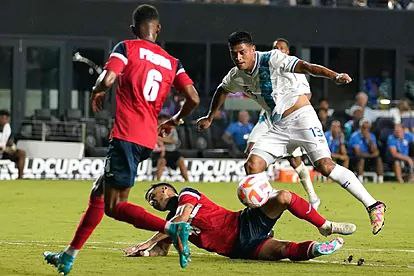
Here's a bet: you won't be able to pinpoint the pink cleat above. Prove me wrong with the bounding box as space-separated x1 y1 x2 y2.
367 201 386 235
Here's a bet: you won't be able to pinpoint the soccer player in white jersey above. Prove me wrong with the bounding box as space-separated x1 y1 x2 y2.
246 38 320 210
196 31 385 235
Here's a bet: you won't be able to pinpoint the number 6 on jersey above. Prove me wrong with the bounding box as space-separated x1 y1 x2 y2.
143 69 162 101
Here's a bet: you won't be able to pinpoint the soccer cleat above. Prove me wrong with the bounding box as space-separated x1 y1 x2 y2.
43 251 74 275
318 221 356 237
313 237 344 256
367 201 386 235
166 222 192 268
310 198 321 210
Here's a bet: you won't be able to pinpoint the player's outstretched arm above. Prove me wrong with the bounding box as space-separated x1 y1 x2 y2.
196 86 229 131
294 60 352 85
173 84 200 122
170 203 194 223
124 240 171 257
90 70 117 113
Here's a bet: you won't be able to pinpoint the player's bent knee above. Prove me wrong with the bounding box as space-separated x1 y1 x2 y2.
104 203 119 218
275 190 292 206
157 158 166 166
244 155 266 174
315 158 336 176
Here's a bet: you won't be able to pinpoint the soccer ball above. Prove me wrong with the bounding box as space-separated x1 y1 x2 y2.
237 173 273 208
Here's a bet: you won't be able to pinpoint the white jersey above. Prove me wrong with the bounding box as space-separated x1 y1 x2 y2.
0 123 11 158
221 49 311 122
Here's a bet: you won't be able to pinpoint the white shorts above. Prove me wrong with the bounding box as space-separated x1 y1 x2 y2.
247 115 271 144
250 105 331 167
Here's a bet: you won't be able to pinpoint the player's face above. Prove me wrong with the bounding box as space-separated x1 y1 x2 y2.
331 122 341 136
229 43 256 71
0 115 9 126
147 186 171 211
394 125 404 138
273 41 290 55
238 111 250 124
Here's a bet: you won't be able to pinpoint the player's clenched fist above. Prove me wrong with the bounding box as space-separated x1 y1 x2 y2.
91 92 106 113
196 116 212 132
334 73 352 85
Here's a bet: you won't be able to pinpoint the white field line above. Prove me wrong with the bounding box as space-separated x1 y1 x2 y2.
1 240 413 253
0 240 413 269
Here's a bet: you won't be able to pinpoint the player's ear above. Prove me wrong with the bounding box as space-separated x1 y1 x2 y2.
130 24 138 36
252 44 256 52
156 23 161 35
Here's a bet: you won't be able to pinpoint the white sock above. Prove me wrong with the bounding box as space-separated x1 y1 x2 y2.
358 175 364 183
378 175 384 183
295 162 319 202
329 164 377 208
64 246 79 258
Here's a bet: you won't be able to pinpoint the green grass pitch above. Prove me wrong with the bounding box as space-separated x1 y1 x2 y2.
0 180 412 275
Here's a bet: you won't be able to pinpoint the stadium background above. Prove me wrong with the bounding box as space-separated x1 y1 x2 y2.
1 0 414 181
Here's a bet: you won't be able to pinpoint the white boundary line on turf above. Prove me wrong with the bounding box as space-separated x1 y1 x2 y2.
1 241 413 270
1 240 413 254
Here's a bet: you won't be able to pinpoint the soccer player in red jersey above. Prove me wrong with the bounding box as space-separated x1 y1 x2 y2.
124 183 356 261
44 4 199 274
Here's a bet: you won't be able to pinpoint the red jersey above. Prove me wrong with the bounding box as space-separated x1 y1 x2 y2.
177 188 240 257
104 39 193 149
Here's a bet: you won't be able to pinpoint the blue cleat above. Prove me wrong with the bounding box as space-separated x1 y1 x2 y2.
313 237 344 256
166 222 192 268
43 251 74 275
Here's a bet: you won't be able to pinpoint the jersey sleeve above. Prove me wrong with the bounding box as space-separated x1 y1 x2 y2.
173 60 194 91
220 67 243 94
225 123 236 136
178 187 201 206
370 133 377 145
104 41 128 75
348 133 359 149
269 49 300 73
387 135 397 149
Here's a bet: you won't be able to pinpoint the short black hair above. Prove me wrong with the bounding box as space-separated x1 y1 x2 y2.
0 110 10 117
145 182 178 202
275 37 290 47
319 97 328 103
132 4 159 26
228 31 254 47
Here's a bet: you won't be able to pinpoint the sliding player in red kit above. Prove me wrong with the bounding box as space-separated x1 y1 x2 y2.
124 183 355 261
43 4 199 274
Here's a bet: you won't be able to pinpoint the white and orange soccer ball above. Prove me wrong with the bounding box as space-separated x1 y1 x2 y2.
237 173 273 208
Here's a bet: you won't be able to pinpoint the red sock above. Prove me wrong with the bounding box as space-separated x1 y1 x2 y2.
113 202 167 232
284 241 315 261
288 192 326 228
70 196 105 250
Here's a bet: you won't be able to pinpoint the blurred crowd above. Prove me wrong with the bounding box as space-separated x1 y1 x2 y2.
7 89 414 183
183 0 414 9
161 90 414 183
